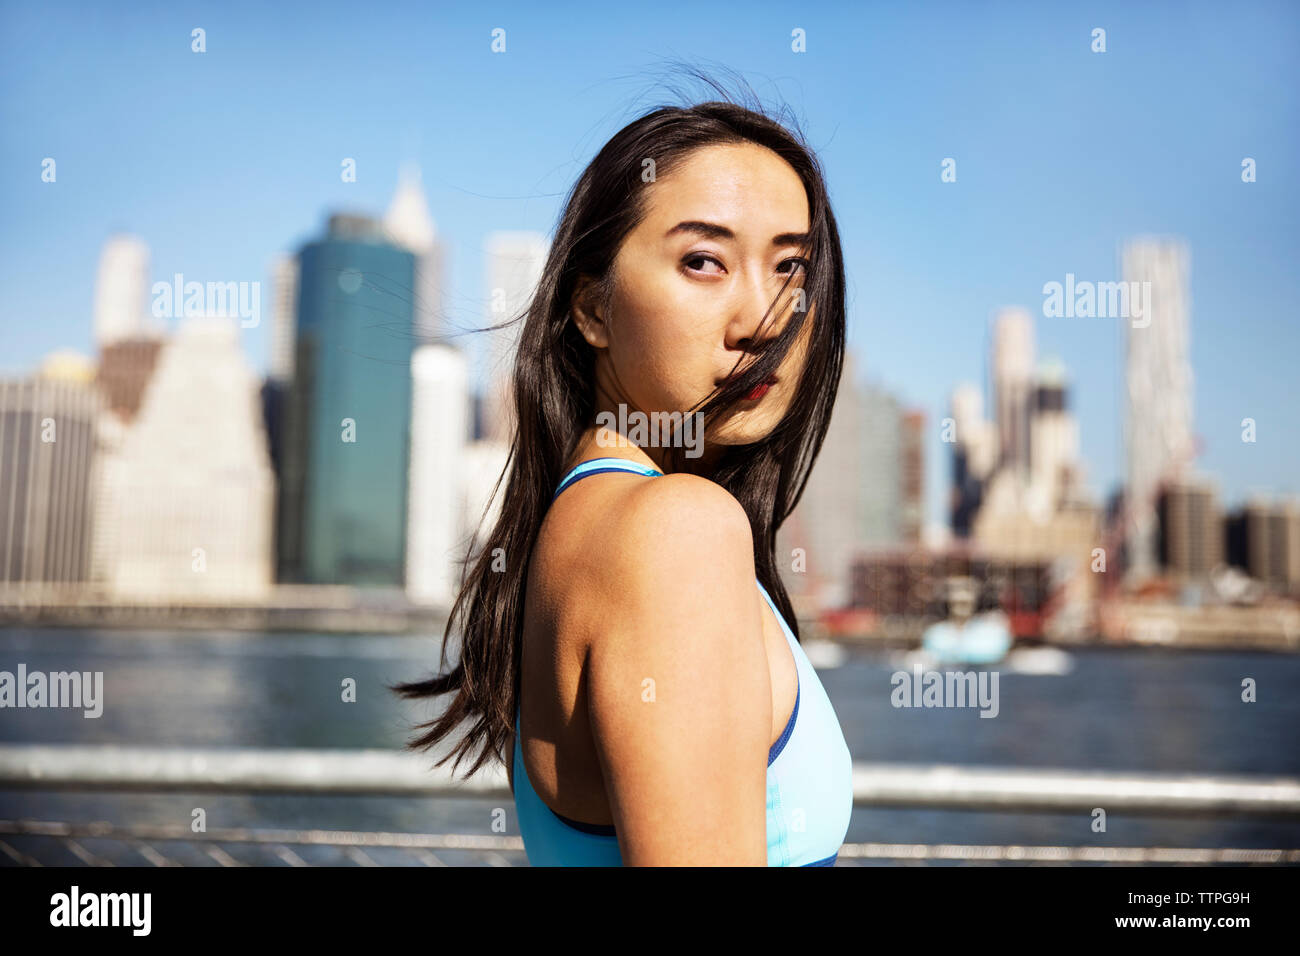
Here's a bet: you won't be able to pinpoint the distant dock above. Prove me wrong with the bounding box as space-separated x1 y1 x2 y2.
0 584 449 635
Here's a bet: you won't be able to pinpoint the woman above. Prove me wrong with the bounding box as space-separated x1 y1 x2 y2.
394 94 852 866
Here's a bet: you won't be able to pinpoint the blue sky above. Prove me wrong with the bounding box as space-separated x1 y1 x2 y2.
2 0 1297 527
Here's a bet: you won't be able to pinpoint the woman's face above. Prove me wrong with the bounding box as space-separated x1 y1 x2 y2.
572 141 815 447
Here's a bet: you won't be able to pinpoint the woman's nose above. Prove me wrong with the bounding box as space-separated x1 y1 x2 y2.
725 272 788 351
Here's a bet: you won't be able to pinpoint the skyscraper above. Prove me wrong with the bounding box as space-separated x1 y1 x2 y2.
384 164 445 345
992 307 1034 479
1124 238 1194 582
952 316 1100 621
276 214 416 586
777 354 920 609
482 232 547 442
1157 477 1221 582
858 380 901 545
899 409 926 545
948 382 996 537
1026 358 1081 520
269 253 299 386
780 352 862 607
93 234 154 349
406 344 470 607
0 368 100 589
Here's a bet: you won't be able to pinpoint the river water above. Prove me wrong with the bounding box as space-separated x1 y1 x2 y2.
2 627 1297 866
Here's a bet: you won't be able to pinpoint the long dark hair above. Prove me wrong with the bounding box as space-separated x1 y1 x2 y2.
392 80 846 779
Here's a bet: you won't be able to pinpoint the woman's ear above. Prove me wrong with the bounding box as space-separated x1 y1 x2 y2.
570 274 610 349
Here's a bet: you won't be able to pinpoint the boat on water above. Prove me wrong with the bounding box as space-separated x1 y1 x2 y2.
920 576 1012 665
921 614 1013 665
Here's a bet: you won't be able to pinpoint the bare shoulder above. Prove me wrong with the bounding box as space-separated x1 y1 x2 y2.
581 473 770 864
585 471 759 656
599 472 754 593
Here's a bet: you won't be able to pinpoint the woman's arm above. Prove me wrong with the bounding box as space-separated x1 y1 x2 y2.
585 473 771 866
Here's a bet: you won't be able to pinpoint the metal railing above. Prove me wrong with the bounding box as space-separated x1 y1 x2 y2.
4 744 1299 817
3 818 1296 867
3 744 1298 865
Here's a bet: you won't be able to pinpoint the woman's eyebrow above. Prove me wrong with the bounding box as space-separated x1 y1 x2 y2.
665 220 809 247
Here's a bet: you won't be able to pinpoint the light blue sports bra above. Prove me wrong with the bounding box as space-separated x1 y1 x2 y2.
511 457 854 866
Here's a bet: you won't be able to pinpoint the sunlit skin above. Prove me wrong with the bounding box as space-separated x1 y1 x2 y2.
569 141 816 474
512 142 820 865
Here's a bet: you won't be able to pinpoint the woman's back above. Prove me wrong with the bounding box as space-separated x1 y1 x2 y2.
511 456 853 866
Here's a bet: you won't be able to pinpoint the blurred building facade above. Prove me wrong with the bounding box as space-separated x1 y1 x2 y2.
947 309 1100 636
384 163 446 347
0 368 100 587
950 314 1096 544
482 232 547 443
90 316 274 601
1156 477 1222 583
276 213 416 586
858 381 902 543
460 439 511 560
992 307 1034 480
849 550 1053 637
1124 238 1195 583
900 409 926 544
96 337 164 422
93 235 158 349
269 253 299 387
779 353 863 608
778 353 924 609
406 344 470 607
948 382 996 536
1225 499 1300 596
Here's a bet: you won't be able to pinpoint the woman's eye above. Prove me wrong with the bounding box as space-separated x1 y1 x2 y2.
684 254 724 274
683 255 808 276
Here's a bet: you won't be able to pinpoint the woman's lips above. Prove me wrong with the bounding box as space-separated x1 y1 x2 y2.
717 369 778 400
742 375 778 401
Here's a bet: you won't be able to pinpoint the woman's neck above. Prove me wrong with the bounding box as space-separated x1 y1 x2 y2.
570 423 727 477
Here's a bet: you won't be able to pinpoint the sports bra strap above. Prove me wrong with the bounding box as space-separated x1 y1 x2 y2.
551 457 664 503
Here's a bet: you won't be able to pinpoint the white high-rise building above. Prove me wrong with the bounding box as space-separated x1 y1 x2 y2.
94 235 153 348
1026 358 1080 521
384 164 445 345
460 439 511 556
269 254 299 385
405 344 470 607
483 232 548 442
991 307 1035 479
91 316 275 602
1123 237 1194 581
950 382 997 481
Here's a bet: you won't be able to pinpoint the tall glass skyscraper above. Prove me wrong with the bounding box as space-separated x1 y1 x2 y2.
277 214 416 586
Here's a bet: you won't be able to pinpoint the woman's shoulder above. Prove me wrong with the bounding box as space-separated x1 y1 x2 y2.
535 470 759 634
579 473 771 819
619 471 751 536
589 472 755 604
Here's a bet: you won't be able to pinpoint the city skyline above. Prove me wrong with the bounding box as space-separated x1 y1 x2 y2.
3 0 1298 531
